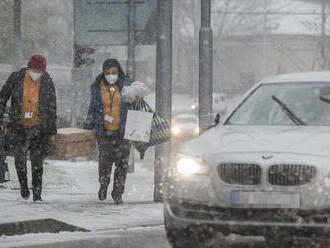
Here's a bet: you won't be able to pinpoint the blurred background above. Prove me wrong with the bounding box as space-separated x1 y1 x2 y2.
0 0 329 126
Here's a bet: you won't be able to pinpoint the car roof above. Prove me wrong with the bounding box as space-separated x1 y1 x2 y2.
263 71 330 84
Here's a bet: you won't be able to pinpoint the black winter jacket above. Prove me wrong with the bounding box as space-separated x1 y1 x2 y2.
0 68 57 154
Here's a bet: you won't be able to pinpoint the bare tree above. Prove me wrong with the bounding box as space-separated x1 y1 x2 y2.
0 0 72 65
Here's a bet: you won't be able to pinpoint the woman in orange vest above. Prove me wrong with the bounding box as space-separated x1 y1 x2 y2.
85 59 148 204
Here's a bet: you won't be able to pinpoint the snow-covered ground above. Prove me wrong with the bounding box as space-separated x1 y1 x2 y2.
0 154 164 245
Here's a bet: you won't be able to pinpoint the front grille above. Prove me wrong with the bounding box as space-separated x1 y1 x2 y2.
268 164 316 186
218 163 261 185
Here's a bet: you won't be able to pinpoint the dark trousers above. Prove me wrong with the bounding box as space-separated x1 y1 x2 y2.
98 131 130 198
14 126 44 197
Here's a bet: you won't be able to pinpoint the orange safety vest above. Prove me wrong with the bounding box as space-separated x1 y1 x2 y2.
100 80 121 130
19 70 41 126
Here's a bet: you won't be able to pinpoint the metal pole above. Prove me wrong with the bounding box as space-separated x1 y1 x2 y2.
127 0 136 173
155 0 172 202
71 0 78 127
321 0 326 69
127 0 136 78
12 0 22 71
71 42 78 128
262 0 267 77
199 0 213 131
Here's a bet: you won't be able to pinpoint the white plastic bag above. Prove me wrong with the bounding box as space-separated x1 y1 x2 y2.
122 81 150 103
124 109 153 142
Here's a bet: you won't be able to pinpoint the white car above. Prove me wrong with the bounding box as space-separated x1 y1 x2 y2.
164 71 330 247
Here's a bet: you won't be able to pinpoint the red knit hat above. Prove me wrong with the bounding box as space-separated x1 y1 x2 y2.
27 54 46 71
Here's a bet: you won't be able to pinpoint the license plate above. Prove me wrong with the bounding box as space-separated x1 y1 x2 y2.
231 191 300 208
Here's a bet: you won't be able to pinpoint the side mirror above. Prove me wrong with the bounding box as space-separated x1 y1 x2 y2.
200 113 220 132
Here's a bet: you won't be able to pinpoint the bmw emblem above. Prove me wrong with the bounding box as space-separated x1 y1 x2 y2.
262 154 273 160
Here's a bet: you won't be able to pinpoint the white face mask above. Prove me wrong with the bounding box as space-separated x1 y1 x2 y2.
105 74 118 85
29 71 42 81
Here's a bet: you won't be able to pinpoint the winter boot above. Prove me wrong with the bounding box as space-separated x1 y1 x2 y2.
32 185 42 202
98 184 108 201
20 185 30 200
33 194 42 202
111 192 123 205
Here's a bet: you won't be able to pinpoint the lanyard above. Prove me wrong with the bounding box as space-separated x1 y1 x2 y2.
27 82 37 110
108 87 115 112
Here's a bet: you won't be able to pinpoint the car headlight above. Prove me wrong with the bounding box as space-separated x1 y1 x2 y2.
172 126 180 135
176 155 208 175
195 127 200 134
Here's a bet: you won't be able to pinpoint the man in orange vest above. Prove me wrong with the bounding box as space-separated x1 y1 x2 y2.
0 54 57 201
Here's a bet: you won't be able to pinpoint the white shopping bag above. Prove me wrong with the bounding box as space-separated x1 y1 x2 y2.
124 110 153 142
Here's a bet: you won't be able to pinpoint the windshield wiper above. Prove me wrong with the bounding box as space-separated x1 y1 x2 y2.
272 95 305 125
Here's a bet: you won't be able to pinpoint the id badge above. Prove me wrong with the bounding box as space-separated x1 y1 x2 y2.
105 115 114 123
24 112 33 119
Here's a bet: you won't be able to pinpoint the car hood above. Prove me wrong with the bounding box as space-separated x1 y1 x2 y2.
181 125 330 158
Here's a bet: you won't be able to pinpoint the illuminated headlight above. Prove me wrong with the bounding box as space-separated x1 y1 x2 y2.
195 127 200 134
176 155 208 175
191 104 197 110
172 126 180 135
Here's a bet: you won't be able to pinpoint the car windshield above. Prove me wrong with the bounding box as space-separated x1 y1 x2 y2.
226 82 330 126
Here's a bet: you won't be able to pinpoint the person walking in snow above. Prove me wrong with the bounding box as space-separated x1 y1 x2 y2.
85 58 148 204
0 54 57 201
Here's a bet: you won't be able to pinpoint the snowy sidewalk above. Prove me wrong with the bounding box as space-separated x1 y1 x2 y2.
0 155 164 240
